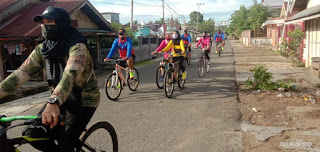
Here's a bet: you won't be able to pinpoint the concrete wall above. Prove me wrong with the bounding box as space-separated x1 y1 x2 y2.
242 30 251 47
305 18 320 67
251 38 272 45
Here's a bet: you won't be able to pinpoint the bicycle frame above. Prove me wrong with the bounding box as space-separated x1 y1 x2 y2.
0 115 50 152
110 59 131 88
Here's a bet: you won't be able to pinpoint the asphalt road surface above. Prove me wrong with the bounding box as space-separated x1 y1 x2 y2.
7 40 243 152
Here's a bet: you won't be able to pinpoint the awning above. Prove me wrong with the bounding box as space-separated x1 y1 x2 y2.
286 4 320 24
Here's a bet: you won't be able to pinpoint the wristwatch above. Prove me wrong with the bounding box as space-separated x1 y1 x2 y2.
47 97 60 106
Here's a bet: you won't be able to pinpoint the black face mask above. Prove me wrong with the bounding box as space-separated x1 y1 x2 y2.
41 25 58 41
121 37 125 40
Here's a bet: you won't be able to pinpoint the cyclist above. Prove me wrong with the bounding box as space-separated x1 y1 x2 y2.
161 30 187 79
181 29 191 53
104 29 136 80
195 31 211 63
151 32 172 80
0 6 100 151
214 30 225 54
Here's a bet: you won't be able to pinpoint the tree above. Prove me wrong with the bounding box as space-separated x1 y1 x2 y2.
124 22 130 26
133 20 139 25
188 11 203 26
174 18 181 26
148 20 153 24
248 0 269 37
199 18 215 34
229 5 250 38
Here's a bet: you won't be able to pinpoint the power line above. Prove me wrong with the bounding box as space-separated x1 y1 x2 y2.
91 0 161 7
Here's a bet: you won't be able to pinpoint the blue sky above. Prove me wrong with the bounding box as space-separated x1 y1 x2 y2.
89 0 262 24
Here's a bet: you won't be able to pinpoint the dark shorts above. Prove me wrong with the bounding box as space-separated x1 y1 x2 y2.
216 41 222 47
119 55 136 68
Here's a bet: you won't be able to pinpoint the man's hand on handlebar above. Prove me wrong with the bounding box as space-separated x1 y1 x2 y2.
122 57 129 61
104 58 109 62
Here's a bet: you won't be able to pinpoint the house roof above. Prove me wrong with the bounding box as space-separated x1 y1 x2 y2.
0 0 115 38
287 4 320 22
101 12 119 14
262 0 285 9
0 0 19 12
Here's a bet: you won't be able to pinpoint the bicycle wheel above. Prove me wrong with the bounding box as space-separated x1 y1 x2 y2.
205 58 210 73
186 52 191 65
156 66 165 89
78 121 118 152
128 68 139 91
105 73 122 101
164 69 174 98
218 47 221 57
198 58 204 77
178 69 185 89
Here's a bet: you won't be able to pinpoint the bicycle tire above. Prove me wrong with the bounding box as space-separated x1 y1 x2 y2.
205 58 210 73
198 58 204 77
164 69 174 98
186 52 191 65
78 121 118 152
128 68 139 91
218 47 221 57
178 69 185 89
156 66 165 89
105 73 122 101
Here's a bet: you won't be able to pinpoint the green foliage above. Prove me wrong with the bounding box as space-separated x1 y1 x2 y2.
245 65 277 90
188 11 203 26
229 2 270 38
279 29 305 63
276 80 292 90
199 18 215 34
248 2 269 36
245 65 292 90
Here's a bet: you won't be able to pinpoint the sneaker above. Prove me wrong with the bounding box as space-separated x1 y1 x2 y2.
182 71 187 80
130 70 135 79
222 47 224 51
215 51 218 54
116 83 121 89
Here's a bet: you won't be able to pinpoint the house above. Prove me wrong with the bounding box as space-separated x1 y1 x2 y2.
284 0 320 66
101 12 120 23
0 0 116 81
262 0 285 17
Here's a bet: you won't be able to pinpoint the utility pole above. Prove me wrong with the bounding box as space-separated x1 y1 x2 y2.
196 3 204 31
162 0 166 34
130 0 133 29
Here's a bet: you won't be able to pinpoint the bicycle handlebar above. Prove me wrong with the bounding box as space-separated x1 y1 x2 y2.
0 115 66 125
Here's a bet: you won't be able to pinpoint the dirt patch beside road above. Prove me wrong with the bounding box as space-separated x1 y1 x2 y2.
239 84 320 151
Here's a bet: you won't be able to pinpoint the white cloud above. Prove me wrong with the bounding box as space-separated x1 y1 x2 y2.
89 0 257 24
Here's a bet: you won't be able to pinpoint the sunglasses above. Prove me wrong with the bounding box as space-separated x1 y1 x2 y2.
119 33 124 35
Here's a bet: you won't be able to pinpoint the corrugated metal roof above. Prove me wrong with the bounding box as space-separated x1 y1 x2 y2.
262 0 285 9
0 0 115 38
0 0 19 12
288 4 320 21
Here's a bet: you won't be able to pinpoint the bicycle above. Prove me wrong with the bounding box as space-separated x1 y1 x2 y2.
164 55 186 98
105 58 139 101
0 115 118 152
217 42 223 57
154 53 170 89
197 49 210 77
184 45 191 65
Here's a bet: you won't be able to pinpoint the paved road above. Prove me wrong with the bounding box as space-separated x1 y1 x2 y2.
6 40 243 151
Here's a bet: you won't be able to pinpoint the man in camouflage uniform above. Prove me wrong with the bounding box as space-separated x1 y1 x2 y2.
0 7 100 151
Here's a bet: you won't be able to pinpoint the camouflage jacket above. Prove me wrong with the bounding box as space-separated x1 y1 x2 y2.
0 43 100 108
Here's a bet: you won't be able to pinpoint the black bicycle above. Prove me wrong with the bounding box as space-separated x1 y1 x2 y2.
0 115 118 152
